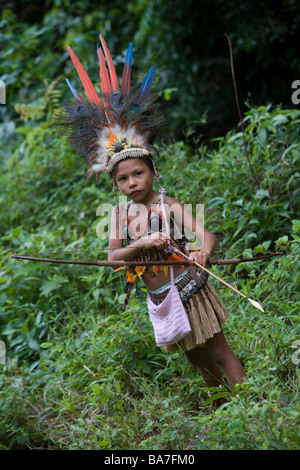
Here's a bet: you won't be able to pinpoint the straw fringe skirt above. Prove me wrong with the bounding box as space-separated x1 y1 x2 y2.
164 281 229 353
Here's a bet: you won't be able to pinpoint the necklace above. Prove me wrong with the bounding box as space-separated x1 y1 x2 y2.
122 197 163 239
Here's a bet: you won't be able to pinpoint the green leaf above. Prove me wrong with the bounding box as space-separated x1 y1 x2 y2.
116 399 123 409
99 439 109 447
203 392 229 406
40 280 61 296
292 219 300 232
28 339 40 351
272 114 288 126
90 383 101 397
208 197 224 208
118 293 127 304
40 276 68 296
40 342 53 349
254 189 270 200
163 88 177 100
15 126 32 136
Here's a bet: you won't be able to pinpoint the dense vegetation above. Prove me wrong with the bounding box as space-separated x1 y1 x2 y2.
1 0 300 451
2 0 300 138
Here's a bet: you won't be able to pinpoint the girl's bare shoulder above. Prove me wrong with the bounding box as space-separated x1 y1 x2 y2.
163 195 183 207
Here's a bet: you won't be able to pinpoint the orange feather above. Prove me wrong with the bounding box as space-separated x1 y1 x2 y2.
107 129 117 149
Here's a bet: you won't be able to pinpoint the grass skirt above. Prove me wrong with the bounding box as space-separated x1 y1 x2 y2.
164 281 229 352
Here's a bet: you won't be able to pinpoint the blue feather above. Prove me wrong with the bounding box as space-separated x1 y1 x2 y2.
140 65 155 99
121 42 133 96
63 104 75 115
76 105 86 114
131 103 141 110
66 78 84 102
124 42 133 68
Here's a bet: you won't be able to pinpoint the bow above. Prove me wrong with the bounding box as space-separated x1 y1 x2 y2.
11 250 282 312
10 251 282 268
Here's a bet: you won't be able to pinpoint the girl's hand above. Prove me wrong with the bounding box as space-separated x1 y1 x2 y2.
188 250 211 268
137 232 170 250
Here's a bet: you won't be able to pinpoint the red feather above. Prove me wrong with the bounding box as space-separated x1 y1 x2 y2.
66 46 100 105
97 48 112 105
99 34 119 96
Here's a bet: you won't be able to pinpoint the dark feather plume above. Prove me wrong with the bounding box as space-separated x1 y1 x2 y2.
54 87 164 158
55 35 164 178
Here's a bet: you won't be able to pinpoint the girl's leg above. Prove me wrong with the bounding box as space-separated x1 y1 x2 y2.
184 346 225 388
205 331 245 387
185 345 228 410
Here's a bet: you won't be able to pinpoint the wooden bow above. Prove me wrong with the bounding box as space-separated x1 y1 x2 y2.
11 250 283 313
10 251 282 268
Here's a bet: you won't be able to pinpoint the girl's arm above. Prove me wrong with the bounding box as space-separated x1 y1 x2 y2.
165 196 216 267
189 228 216 267
108 205 170 261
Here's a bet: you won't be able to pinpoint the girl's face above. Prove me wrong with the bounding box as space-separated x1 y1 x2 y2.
113 158 156 202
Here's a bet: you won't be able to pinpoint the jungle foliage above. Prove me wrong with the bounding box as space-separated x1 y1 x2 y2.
0 0 300 451
1 0 300 138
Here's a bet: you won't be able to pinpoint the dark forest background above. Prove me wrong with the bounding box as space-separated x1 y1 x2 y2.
1 0 300 140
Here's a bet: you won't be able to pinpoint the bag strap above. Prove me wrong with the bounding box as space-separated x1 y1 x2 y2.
159 188 175 285
184 245 203 288
159 188 203 288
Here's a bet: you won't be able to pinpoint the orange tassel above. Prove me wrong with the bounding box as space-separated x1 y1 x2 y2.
167 253 185 267
135 266 146 277
126 268 136 283
113 266 127 273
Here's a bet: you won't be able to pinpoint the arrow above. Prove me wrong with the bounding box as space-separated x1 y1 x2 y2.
11 250 282 313
168 246 265 312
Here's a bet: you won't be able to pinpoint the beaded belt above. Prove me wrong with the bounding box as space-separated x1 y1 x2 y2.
148 268 208 305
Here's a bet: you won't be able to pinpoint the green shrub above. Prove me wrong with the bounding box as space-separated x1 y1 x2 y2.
1 102 299 450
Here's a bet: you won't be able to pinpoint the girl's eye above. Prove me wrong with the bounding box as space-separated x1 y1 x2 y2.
136 171 143 176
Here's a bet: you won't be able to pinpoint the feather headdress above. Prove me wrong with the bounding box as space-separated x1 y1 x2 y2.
56 35 164 179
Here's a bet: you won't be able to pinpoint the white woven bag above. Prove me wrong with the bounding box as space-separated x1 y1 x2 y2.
147 189 191 347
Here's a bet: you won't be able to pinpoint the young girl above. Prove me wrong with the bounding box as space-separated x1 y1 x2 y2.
59 35 245 408
108 156 245 398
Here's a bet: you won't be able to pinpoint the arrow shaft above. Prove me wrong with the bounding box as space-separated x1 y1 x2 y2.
169 246 249 300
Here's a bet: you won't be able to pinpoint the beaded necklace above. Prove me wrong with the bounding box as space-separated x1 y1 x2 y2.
121 195 183 243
